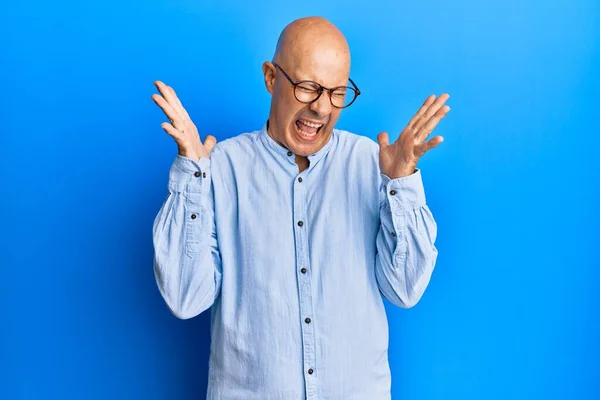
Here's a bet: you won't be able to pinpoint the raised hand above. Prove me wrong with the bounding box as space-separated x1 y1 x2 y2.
151 80 217 162
377 94 450 179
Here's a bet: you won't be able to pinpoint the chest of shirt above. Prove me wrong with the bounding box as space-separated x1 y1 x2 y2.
215 145 379 238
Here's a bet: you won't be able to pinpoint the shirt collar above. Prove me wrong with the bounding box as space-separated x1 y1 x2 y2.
259 119 336 167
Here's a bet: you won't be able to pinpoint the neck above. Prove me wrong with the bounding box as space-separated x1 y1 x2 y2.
267 119 310 173
295 155 309 173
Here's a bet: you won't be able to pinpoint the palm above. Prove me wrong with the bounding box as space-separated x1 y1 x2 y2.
378 94 450 179
151 80 216 161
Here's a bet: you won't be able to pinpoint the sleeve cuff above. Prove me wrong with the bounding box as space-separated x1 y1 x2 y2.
168 154 211 194
381 168 426 214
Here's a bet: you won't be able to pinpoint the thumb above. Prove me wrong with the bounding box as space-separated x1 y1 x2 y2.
377 132 389 149
204 135 217 153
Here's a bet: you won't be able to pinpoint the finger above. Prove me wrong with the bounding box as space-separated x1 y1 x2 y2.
377 132 390 149
154 80 179 107
415 136 444 158
167 85 191 120
154 81 189 120
412 93 450 134
160 122 182 139
415 105 450 143
151 94 185 130
407 94 436 131
204 135 217 153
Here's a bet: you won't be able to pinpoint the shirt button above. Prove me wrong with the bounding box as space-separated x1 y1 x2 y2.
191 214 197 220
308 368 314 375
305 317 311 324
194 171 201 177
390 190 397 196
301 268 307 274
203 172 207 178
287 151 293 156
298 177 303 182
297 221 303 227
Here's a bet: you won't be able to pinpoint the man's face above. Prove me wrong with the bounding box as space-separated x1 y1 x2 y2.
263 50 350 157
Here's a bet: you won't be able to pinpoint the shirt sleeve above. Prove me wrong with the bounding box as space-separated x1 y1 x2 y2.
152 154 223 319
375 168 438 308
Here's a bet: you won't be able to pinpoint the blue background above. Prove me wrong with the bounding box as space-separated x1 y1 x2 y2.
2 0 599 399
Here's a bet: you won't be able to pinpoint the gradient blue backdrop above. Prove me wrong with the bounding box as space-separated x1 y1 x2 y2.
2 0 599 399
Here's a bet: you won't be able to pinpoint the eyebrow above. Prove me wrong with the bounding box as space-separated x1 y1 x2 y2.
292 71 350 88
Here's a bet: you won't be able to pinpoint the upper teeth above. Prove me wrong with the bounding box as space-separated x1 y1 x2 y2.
299 119 323 128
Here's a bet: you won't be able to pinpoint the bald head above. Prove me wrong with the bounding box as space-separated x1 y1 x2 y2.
262 17 354 159
273 17 350 74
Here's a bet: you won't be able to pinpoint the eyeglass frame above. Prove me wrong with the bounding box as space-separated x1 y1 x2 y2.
272 62 361 109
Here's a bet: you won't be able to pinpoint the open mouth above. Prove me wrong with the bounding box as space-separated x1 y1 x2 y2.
295 118 324 141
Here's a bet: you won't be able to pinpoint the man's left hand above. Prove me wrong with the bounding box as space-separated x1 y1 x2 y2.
377 93 450 179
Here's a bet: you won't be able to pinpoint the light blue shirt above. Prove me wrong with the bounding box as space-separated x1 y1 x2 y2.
152 122 438 399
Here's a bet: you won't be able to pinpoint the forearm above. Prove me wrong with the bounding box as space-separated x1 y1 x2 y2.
152 155 222 319
375 169 438 308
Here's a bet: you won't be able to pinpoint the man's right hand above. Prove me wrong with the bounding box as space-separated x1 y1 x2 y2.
151 80 217 162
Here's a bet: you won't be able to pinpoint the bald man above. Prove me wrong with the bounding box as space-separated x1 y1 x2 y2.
152 16 449 400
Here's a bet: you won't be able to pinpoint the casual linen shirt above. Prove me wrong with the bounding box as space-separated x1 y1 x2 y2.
152 121 438 400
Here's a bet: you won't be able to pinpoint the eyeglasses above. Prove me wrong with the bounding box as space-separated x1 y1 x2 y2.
273 62 361 109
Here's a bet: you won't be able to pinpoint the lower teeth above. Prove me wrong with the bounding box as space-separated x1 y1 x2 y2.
297 122 318 136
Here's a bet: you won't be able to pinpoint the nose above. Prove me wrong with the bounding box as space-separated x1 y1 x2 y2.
308 90 332 117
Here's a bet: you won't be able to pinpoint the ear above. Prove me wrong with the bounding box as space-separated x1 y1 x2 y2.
262 61 276 95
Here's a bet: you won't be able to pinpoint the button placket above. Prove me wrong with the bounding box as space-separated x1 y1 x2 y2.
293 173 318 399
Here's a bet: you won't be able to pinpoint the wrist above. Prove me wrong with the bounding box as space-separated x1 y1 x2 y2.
384 168 416 179
178 148 200 162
